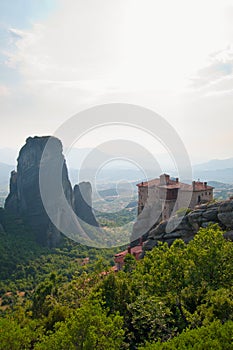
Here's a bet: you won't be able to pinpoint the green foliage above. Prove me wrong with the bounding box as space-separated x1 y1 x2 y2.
34 301 124 350
123 253 137 273
186 225 233 290
95 272 134 317
140 320 233 349
31 273 59 318
1 219 233 349
128 294 177 345
189 287 233 327
0 209 118 295
96 207 137 227
126 224 233 347
0 317 41 350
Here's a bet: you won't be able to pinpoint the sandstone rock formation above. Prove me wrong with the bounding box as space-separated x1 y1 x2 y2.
130 201 162 247
5 136 98 247
73 182 99 227
0 208 5 234
4 170 18 215
5 136 72 246
143 200 233 253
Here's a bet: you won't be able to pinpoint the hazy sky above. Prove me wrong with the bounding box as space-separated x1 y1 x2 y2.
1 0 233 164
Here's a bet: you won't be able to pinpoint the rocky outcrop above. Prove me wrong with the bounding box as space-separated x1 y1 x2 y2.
130 201 162 247
5 136 72 246
4 171 18 215
5 136 98 247
143 200 233 252
73 182 99 227
0 208 5 234
218 200 233 228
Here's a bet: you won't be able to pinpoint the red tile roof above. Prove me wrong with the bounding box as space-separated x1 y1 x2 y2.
191 181 213 191
136 179 161 187
115 245 143 259
137 176 213 191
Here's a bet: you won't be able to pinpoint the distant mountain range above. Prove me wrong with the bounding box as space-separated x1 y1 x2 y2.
193 158 233 171
208 181 233 189
193 158 233 183
1 147 233 192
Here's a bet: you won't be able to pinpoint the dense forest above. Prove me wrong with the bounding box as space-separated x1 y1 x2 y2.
0 208 233 349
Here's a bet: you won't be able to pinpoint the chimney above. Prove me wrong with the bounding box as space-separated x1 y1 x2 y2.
160 174 170 185
127 246 131 254
204 182 207 188
192 181 195 191
176 178 179 183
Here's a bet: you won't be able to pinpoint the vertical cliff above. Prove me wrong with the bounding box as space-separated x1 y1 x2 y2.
4 136 102 247
4 170 18 215
4 136 91 247
73 182 99 227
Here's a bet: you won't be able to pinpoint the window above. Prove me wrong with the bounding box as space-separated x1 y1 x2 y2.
209 192 211 195
205 192 207 195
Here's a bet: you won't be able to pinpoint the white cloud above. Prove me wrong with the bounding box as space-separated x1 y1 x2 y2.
5 0 230 94
1 0 233 163
187 46 233 100
190 46 233 87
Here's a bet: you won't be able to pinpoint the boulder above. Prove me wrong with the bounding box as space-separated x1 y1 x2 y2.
201 221 215 228
166 215 192 233
149 221 167 238
188 210 204 223
218 200 233 228
223 230 233 241
202 208 218 221
141 199 233 253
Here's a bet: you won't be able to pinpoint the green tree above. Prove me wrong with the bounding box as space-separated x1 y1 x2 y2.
123 253 137 273
128 293 177 346
0 317 39 350
140 320 233 349
34 301 124 350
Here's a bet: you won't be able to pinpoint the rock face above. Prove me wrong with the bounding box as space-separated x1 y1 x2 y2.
5 136 98 247
0 208 5 234
130 200 162 247
5 136 72 247
5 170 18 215
73 182 99 227
143 200 233 253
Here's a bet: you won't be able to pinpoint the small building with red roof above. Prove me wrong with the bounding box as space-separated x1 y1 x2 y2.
114 244 143 271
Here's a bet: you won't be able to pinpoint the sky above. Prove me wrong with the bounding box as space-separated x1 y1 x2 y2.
1 0 233 165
